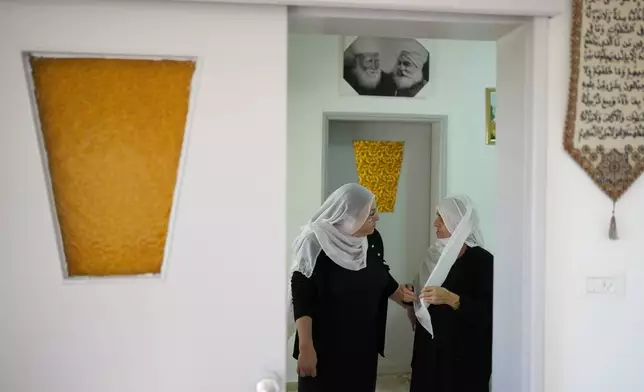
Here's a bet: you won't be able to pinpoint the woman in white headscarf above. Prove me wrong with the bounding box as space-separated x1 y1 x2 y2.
408 195 493 392
290 183 416 392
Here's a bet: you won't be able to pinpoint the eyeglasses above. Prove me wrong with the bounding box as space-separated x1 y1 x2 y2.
366 208 379 222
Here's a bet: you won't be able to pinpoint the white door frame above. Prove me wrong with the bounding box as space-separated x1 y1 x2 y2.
322 112 447 209
523 17 548 392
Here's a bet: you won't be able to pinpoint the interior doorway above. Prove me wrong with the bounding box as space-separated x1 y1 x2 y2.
326 117 446 376
286 9 548 392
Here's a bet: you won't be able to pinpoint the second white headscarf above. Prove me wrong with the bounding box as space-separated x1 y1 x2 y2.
414 195 484 337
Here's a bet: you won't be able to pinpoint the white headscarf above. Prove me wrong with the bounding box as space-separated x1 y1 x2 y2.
291 183 376 277
413 195 484 337
438 196 484 248
287 183 375 337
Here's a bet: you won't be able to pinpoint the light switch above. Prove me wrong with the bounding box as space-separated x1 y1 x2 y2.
586 277 623 295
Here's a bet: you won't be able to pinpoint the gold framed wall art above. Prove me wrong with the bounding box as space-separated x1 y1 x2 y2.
485 87 496 145
29 56 195 276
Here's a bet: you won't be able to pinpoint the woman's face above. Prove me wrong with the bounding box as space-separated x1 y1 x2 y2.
434 213 451 239
352 203 379 237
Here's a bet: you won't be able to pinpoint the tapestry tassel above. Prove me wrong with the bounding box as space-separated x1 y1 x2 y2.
609 201 618 240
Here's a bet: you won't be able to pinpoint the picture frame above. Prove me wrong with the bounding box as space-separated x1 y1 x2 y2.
485 87 496 145
341 36 430 99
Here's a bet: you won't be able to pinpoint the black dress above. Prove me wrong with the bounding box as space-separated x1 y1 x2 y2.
291 229 399 392
409 246 493 392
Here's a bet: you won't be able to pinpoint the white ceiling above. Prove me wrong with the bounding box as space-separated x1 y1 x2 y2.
289 6 527 40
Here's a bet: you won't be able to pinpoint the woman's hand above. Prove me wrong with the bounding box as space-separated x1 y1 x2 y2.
398 284 418 303
420 286 460 309
297 344 317 378
406 306 416 331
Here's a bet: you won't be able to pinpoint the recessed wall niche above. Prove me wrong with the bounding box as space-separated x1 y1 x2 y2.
28 55 196 277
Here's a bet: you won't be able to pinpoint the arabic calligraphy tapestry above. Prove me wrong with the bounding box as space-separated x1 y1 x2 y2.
565 0 644 239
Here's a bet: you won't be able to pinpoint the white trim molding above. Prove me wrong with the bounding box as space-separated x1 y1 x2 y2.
321 111 448 206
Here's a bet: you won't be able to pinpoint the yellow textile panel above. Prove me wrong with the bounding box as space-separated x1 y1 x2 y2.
30 57 195 277
353 140 404 213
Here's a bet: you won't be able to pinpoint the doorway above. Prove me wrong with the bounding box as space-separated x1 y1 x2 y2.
286 113 447 385
326 117 446 376
286 10 548 392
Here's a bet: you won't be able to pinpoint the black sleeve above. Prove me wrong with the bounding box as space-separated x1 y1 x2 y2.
372 229 400 298
291 271 317 321
384 269 400 298
455 250 493 327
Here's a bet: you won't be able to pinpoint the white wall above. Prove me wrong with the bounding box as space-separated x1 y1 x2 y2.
0 3 287 391
545 2 644 392
287 34 498 259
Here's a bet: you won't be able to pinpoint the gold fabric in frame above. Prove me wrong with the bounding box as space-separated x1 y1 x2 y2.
353 140 404 213
30 57 195 276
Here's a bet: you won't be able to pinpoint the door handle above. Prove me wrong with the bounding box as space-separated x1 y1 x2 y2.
256 378 281 392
